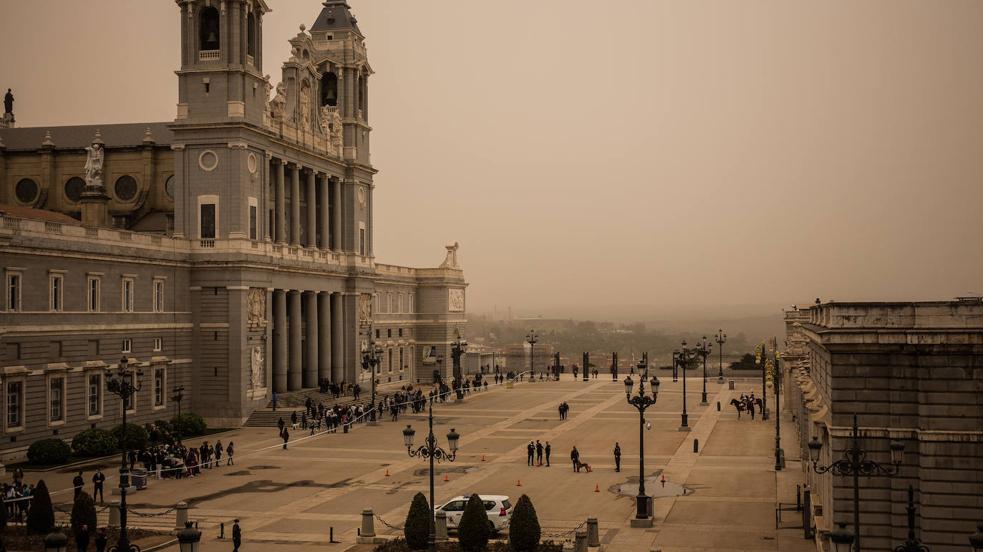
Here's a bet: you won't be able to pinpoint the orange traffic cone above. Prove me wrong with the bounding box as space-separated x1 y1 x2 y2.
594 483 600 493
443 474 450 482
384 469 390 477
516 479 522 487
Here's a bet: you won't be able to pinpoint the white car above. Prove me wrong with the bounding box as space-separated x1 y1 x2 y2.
436 495 513 533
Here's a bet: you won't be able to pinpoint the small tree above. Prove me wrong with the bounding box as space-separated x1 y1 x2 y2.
403 492 431 551
458 494 491 552
26 480 55 534
508 494 541 552
71 491 98 540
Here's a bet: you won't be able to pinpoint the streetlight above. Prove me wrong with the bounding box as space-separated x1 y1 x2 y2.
105 355 143 552
361 332 383 424
671 350 679 383
403 398 461 552
808 414 905 552
773 351 783 471
697 336 711 406
829 523 856 552
450 334 468 401
676 341 699 432
714 329 727 383
893 485 929 552
552 352 562 381
43 530 68 552
755 344 768 421
177 521 202 552
526 331 538 382
970 523 983 552
625 362 659 526
582 352 589 382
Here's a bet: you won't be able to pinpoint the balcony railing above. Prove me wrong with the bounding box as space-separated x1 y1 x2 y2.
199 50 220 62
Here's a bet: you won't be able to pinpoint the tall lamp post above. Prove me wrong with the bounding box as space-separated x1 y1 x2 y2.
755 344 768 421
552 352 562 381
526 331 538 381
676 341 699 431
582 352 590 382
361 335 383 423
105 355 143 552
714 329 727 383
893 485 929 552
807 414 905 552
450 334 468 400
697 336 711 406
624 358 660 527
403 401 461 552
771 351 783 470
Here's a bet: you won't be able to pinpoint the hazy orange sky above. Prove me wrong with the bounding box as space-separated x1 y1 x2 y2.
2 1 982 317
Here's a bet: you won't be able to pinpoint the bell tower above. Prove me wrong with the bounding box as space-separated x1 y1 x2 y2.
174 0 271 126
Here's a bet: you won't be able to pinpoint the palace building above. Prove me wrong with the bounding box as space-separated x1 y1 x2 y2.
0 0 467 463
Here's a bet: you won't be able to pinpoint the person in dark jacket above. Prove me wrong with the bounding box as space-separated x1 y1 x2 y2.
526 442 535 466
73 471 85 500
232 518 242 551
92 469 105 502
545 442 552 467
282 427 290 450
94 527 108 552
75 524 90 551
613 443 622 472
571 446 581 472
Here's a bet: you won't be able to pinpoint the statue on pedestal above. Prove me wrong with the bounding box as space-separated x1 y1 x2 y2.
269 82 286 121
439 242 461 269
83 134 105 189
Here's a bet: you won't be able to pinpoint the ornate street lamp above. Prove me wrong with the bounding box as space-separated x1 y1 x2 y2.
676 341 699 431
829 523 856 552
893 485 929 552
714 329 727 383
451 334 468 401
43 530 68 552
773 351 784 471
697 336 711 406
404 399 461 552
755 344 768 421
582 351 590 382
526 331 538 382
969 523 983 552
625 363 659 525
105 355 143 552
808 414 905 552
361 332 384 423
177 521 202 552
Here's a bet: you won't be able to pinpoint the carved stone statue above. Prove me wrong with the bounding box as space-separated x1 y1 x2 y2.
247 288 267 328
359 294 372 325
83 136 105 188
300 84 312 128
250 346 265 389
269 82 286 120
3 89 12 115
439 242 461 269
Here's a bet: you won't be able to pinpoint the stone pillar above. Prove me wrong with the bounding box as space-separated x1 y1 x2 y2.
290 164 301 246
318 292 331 383
319 174 330 250
331 292 344 383
304 291 318 388
332 177 343 251
288 290 302 390
275 160 286 243
434 511 448 542
109 500 120 528
174 501 189 530
360 508 375 538
273 289 288 392
587 518 600 547
574 530 587 552
306 169 317 248
366 184 373 256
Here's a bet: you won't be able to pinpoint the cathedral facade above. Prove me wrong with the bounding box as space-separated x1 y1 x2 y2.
0 0 466 463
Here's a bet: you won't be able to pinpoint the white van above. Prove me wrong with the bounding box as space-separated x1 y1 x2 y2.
436 495 513 533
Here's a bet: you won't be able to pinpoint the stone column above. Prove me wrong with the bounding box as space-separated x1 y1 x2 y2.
319 174 330 250
273 289 287 392
304 291 318 388
366 184 373 256
275 160 286 244
288 290 302 390
306 169 317 248
332 178 343 251
318 292 331 383
331 292 344 383
290 164 301 246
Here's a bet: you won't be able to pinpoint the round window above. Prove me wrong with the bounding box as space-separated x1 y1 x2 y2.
65 177 86 203
198 150 219 172
15 178 39 204
165 175 176 199
115 175 138 201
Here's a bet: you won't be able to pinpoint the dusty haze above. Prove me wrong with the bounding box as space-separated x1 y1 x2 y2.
2 1 982 317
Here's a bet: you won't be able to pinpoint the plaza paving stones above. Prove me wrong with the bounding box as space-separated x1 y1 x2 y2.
17 378 815 551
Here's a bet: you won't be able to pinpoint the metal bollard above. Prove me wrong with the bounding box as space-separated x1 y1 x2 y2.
716 401 721 411
586 518 600 547
219 522 224 539
175 501 189 530
329 526 337 543
108 500 120 528
693 439 699 453
435 511 449 541
361 508 376 538
574 530 587 552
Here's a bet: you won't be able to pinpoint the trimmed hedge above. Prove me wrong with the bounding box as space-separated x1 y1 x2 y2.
458 494 491 552
71 491 98 538
111 423 149 451
26 439 71 466
71 428 117 457
26 480 55 534
403 492 431 550
171 413 207 437
508 494 541 552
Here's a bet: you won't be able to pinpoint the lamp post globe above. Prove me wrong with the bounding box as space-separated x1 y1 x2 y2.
177 521 202 552
969 523 983 552
624 376 634 398
403 425 416 447
829 523 855 552
43 530 68 552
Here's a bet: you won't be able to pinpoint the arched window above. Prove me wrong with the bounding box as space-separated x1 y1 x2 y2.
321 72 338 107
247 13 257 58
200 7 220 52
357 74 365 112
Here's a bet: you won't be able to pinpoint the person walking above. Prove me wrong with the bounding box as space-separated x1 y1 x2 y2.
535 440 544 466
92 469 105 503
73 471 85 500
232 518 242 552
558 403 564 420
613 443 622 472
215 440 223 466
571 446 581 472
545 442 552 467
226 441 235 465
281 427 290 450
526 441 535 466
277 416 285 437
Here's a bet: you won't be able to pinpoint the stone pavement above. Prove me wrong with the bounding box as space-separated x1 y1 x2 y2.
10 376 817 552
